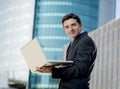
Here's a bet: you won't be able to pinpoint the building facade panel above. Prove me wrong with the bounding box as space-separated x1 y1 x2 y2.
89 18 120 89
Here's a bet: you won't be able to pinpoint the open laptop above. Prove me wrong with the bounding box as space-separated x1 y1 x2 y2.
21 38 73 72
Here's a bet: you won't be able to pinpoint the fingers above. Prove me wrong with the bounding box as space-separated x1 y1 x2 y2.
35 67 44 72
34 66 50 73
34 66 52 73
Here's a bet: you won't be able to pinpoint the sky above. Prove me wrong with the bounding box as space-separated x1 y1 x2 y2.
116 0 120 19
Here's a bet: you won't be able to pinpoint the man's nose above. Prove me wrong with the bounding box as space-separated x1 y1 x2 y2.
70 26 74 31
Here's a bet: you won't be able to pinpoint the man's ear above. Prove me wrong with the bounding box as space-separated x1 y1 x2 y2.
79 23 82 27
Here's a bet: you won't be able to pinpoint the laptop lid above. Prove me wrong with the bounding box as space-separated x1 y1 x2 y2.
21 38 48 72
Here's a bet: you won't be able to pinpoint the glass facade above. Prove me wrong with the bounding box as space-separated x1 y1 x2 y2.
29 0 99 89
0 0 35 88
98 0 115 26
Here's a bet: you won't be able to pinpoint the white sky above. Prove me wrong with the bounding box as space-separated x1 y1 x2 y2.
116 0 120 19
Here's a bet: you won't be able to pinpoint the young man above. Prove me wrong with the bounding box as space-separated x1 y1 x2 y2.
36 13 97 89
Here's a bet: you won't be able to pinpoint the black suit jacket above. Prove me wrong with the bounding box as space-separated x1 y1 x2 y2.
52 32 97 89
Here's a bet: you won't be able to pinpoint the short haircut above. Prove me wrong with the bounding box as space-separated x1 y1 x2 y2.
62 13 82 24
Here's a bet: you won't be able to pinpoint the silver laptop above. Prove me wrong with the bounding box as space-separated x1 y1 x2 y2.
21 38 73 72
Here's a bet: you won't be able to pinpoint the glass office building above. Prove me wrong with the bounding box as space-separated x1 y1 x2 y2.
98 0 116 26
29 0 99 89
0 0 35 88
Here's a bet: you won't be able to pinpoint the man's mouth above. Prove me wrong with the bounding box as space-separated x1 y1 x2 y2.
70 31 75 35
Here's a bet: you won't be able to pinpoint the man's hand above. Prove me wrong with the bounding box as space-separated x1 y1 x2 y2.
35 66 52 73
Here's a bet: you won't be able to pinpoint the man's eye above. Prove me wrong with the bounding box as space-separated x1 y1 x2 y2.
65 26 69 29
72 24 76 27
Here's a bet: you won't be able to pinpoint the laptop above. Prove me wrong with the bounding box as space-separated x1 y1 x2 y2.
21 38 73 72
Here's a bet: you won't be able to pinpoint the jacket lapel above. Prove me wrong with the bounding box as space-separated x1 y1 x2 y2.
66 32 88 60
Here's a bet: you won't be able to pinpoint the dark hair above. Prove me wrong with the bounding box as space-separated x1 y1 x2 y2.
62 13 82 24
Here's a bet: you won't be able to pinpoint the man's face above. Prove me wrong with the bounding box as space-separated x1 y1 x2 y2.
63 18 82 40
